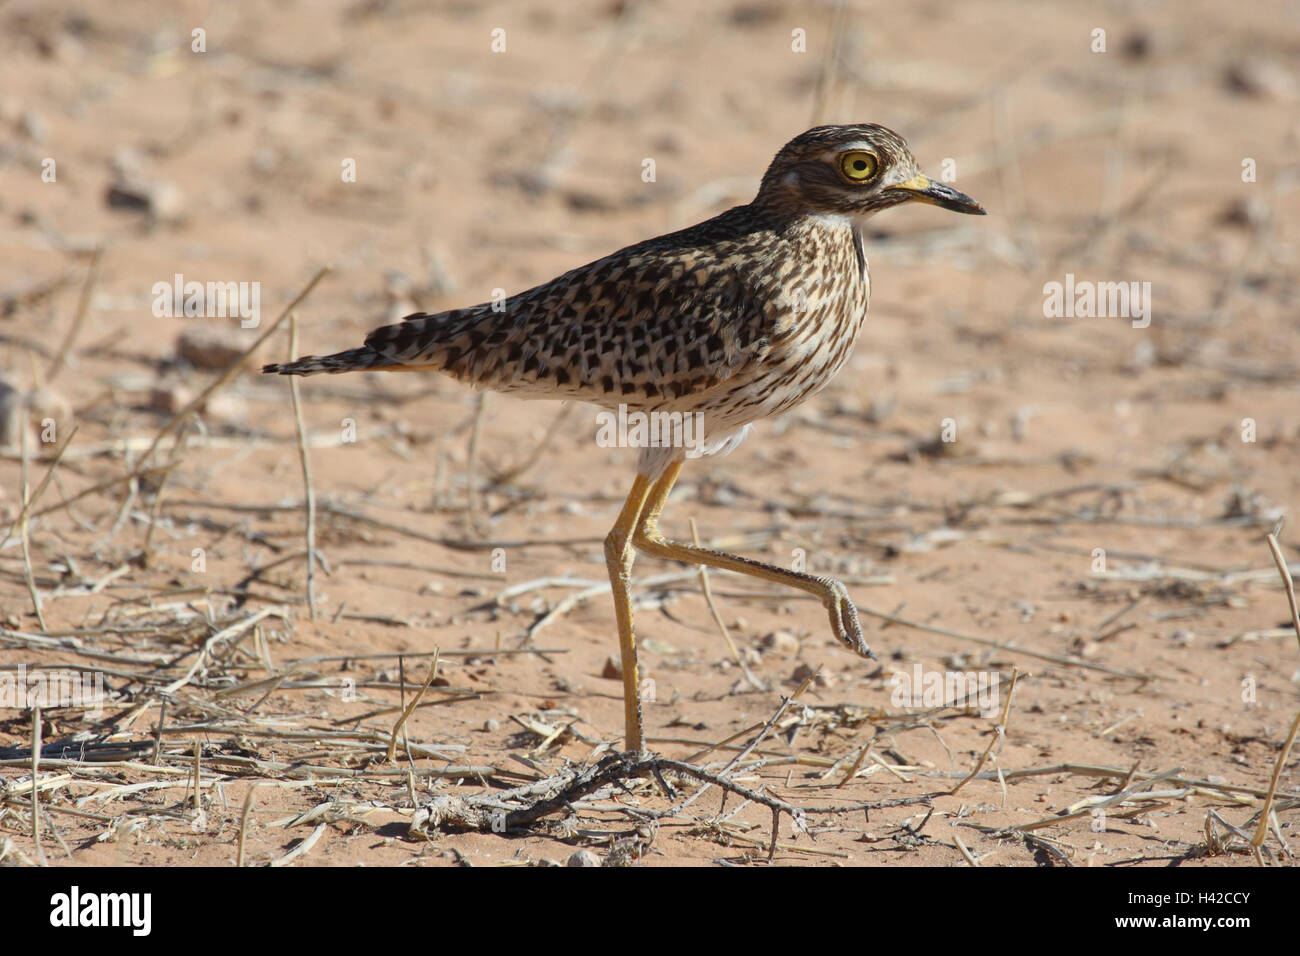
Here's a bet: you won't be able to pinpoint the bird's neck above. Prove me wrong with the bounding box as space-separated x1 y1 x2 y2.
777 210 865 249
775 212 870 285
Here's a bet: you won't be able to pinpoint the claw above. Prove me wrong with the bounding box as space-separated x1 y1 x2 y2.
823 582 876 660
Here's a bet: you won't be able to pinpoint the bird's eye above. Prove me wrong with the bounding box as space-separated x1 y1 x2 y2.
839 151 878 182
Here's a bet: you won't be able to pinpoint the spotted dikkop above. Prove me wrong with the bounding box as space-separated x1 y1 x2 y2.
265 124 986 752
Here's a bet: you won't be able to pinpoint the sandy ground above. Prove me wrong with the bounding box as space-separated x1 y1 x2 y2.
0 0 1298 868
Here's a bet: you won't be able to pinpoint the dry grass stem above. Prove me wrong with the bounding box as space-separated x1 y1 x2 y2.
47 245 104 383
387 649 440 762
950 667 1024 795
1251 528 1300 863
288 314 321 618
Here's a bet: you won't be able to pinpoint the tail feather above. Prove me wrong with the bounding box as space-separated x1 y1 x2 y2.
262 346 394 376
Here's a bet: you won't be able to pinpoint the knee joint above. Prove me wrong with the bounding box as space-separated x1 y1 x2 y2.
605 529 630 565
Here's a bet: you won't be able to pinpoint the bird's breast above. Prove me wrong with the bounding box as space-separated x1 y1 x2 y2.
691 226 871 430
765 226 871 373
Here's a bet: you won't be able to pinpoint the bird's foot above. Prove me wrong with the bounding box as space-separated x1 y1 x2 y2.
823 580 876 660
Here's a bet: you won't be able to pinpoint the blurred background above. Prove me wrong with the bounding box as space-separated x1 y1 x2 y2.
0 1 1297 866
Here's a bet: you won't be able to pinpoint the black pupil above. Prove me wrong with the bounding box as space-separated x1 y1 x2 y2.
853 160 866 170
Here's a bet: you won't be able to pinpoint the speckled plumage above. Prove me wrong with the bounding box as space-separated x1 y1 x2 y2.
265 124 981 471
265 124 985 751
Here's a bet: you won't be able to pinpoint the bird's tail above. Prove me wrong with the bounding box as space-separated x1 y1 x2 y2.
262 346 395 376
263 305 497 381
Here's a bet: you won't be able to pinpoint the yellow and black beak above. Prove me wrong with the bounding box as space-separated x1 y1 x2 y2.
886 173 986 215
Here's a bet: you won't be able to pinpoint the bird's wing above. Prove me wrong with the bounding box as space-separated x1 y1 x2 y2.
363 208 781 406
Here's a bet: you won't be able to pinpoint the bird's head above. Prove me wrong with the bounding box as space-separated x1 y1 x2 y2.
756 123 986 223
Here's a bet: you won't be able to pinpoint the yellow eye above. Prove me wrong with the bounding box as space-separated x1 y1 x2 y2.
839 151 878 182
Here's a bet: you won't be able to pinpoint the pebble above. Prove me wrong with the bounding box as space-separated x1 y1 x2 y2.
105 178 186 223
1219 196 1270 230
760 630 800 655
1224 57 1297 100
148 383 193 414
176 326 253 369
791 663 835 688
0 377 72 449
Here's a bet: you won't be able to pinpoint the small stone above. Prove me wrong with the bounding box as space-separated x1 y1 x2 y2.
1224 57 1297 100
1219 196 1270 230
105 178 186 223
601 655 623 680
148 383 194 414
26 387 71 434
1119 29 1153 61
760 630 800 655
566 849 601 867
0 379 72 449
650 131 682 154
176 326 254 370
483 718 500 733
791 663 834 688
0 378 29 449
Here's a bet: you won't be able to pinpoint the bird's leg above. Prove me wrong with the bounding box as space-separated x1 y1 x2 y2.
604 471 656 753
633 461 876 660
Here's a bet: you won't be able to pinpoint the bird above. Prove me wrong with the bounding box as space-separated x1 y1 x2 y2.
264 123 985 753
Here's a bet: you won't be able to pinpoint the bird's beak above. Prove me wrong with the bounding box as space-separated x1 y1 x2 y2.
887 173 986 215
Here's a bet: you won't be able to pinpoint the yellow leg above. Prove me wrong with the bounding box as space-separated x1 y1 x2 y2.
604 471 656 753
633 461 876 659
